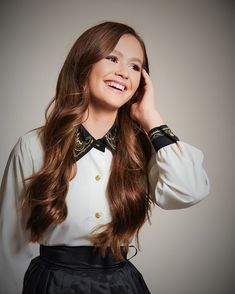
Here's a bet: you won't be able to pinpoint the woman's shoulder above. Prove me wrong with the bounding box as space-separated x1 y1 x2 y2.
17 127 43 151
12 127 44 168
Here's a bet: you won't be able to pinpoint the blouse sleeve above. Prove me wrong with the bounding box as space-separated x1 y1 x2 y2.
147 125 210 209
0 133 41 294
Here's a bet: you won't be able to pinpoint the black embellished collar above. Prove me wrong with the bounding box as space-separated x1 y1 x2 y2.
73 122 118 161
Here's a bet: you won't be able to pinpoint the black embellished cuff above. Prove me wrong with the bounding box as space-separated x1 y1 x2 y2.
148 124 180 152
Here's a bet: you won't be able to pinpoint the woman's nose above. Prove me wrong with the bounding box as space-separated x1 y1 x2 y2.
115 64 129 79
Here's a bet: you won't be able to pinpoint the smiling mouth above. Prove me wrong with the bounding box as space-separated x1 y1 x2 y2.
104 80 127 92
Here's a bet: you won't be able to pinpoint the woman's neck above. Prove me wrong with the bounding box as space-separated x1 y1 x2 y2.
82 106 118 140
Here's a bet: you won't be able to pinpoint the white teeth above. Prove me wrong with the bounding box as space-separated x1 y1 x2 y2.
106 81 125 91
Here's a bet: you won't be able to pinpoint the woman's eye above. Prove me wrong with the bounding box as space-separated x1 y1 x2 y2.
106 56 118 63
105 56 141 72
130 64 140 72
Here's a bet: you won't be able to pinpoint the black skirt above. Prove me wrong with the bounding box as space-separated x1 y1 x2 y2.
22 245 151 294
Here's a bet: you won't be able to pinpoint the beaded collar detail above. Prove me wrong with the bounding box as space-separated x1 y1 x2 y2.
73 123 118 161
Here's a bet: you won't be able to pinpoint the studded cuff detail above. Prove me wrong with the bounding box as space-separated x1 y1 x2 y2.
148 124 180 152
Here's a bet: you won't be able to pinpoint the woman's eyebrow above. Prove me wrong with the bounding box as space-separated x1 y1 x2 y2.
112 49 143 66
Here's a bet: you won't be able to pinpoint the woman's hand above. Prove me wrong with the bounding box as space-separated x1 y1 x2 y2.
130 68 165 132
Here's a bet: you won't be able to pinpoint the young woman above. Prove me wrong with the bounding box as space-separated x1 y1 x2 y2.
0 21 210 294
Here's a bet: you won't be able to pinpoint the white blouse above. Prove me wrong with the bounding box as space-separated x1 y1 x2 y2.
0 127 210 294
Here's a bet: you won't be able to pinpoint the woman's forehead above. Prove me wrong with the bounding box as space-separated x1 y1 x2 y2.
111 34 144 64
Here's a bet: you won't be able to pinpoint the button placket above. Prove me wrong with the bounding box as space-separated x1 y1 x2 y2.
93 168 103 221
89 149 111 225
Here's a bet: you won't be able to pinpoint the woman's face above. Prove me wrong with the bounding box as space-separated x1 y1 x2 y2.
88 34 144 112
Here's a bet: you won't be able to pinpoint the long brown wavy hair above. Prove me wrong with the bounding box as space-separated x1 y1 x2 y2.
23 21 155 260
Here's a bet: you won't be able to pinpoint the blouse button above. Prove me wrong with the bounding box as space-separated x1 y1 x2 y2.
95 212 102 219
95 175 101 181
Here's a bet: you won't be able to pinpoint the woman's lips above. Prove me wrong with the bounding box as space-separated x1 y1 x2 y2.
104 81 127 94
105 80 128 89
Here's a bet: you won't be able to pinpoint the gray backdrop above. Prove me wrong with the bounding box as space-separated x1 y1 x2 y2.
1 0 234 293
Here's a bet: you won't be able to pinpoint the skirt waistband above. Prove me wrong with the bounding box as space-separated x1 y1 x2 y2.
39 245 137 269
